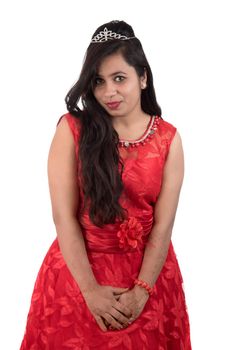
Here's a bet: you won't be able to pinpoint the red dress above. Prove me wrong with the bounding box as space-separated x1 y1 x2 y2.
20 113 191 349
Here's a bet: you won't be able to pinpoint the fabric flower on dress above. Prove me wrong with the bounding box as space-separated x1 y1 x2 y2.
117 216 144 250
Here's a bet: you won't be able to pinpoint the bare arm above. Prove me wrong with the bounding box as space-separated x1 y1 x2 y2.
47 116 132 331
135 130 184 292
114 130 185 326
47 116 97 294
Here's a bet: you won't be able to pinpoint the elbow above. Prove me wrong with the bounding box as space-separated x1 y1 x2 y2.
149 224 173 247
52 211 79 228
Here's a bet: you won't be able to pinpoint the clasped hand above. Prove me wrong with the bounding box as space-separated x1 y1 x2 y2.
83 284 149 332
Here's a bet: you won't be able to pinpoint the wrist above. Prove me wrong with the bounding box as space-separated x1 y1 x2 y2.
80 281 99 296
133 284 149 298
133 278 153 297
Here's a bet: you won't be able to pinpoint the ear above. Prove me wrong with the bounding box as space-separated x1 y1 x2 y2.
140 68 147 89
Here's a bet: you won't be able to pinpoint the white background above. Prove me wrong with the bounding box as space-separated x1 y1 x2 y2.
0 0 233 349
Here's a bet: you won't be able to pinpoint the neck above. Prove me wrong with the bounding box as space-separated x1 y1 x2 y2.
111 111 150 129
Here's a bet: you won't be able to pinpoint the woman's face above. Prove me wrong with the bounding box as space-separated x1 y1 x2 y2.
93 52 147 118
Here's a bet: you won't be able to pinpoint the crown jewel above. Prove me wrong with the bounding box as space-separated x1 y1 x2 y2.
91 27 135 43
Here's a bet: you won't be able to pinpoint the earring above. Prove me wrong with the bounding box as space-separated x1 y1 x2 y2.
141 83 147 89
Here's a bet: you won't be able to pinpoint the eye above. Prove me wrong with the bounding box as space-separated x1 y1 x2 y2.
94 77 104 85
114 75 125 82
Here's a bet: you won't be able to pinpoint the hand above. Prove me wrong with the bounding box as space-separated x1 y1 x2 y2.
82 284 133 332
115 285 149 329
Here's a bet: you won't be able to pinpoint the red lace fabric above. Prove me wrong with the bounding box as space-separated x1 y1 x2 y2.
20 113 192 349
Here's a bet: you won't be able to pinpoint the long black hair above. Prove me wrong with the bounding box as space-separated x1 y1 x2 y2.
65 20 162 227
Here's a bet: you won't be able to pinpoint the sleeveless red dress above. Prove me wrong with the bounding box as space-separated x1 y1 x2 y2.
20 113 191 349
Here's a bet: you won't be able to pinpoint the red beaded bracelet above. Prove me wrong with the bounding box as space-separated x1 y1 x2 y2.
134 279 153 296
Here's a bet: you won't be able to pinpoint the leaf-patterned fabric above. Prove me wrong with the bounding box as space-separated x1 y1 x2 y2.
20 113 191 349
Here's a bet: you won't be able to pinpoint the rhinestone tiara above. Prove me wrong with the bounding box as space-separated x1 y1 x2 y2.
91 27 136 43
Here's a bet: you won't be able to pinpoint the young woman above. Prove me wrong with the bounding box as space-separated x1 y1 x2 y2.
20 20 192 349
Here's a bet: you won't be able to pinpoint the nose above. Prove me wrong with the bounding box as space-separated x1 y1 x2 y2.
103 81 117 99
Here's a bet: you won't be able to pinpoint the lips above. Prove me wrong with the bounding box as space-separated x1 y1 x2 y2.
106 101 121 110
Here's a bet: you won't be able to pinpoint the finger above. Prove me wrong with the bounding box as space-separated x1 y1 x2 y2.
102 318 109 327
112 287 129 295
95 315 107 332
104 312 123 330
122 314 136 328
128 316 135 324
112 306 133 320
111 307 130 325
113 301 133 318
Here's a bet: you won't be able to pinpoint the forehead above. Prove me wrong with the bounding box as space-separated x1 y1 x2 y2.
97 52 135 76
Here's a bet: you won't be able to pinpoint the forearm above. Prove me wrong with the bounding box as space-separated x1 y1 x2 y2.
54 217 98 294
136 224 172 288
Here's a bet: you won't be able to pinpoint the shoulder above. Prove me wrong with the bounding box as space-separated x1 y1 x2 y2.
157 116 177 139
155 116 182 160
57 112 81 130
56 112 82 143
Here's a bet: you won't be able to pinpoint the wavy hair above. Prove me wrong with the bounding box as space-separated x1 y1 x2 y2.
65 20 162 227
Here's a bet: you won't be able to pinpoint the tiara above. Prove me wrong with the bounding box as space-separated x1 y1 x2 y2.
91 27 135 43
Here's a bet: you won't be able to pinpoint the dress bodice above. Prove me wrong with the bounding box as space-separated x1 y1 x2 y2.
57 113 177 254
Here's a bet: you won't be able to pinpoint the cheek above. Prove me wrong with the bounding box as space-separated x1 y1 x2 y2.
123 82 141 99
93 89 102 102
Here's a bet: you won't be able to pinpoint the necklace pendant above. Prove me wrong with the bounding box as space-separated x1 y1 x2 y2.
124 141 130 148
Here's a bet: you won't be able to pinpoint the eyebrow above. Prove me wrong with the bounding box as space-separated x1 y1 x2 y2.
96 71 127 77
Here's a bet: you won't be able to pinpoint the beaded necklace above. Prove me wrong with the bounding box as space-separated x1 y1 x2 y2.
118 115 160 148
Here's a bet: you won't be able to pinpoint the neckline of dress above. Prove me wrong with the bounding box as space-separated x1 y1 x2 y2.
118 115 160 148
